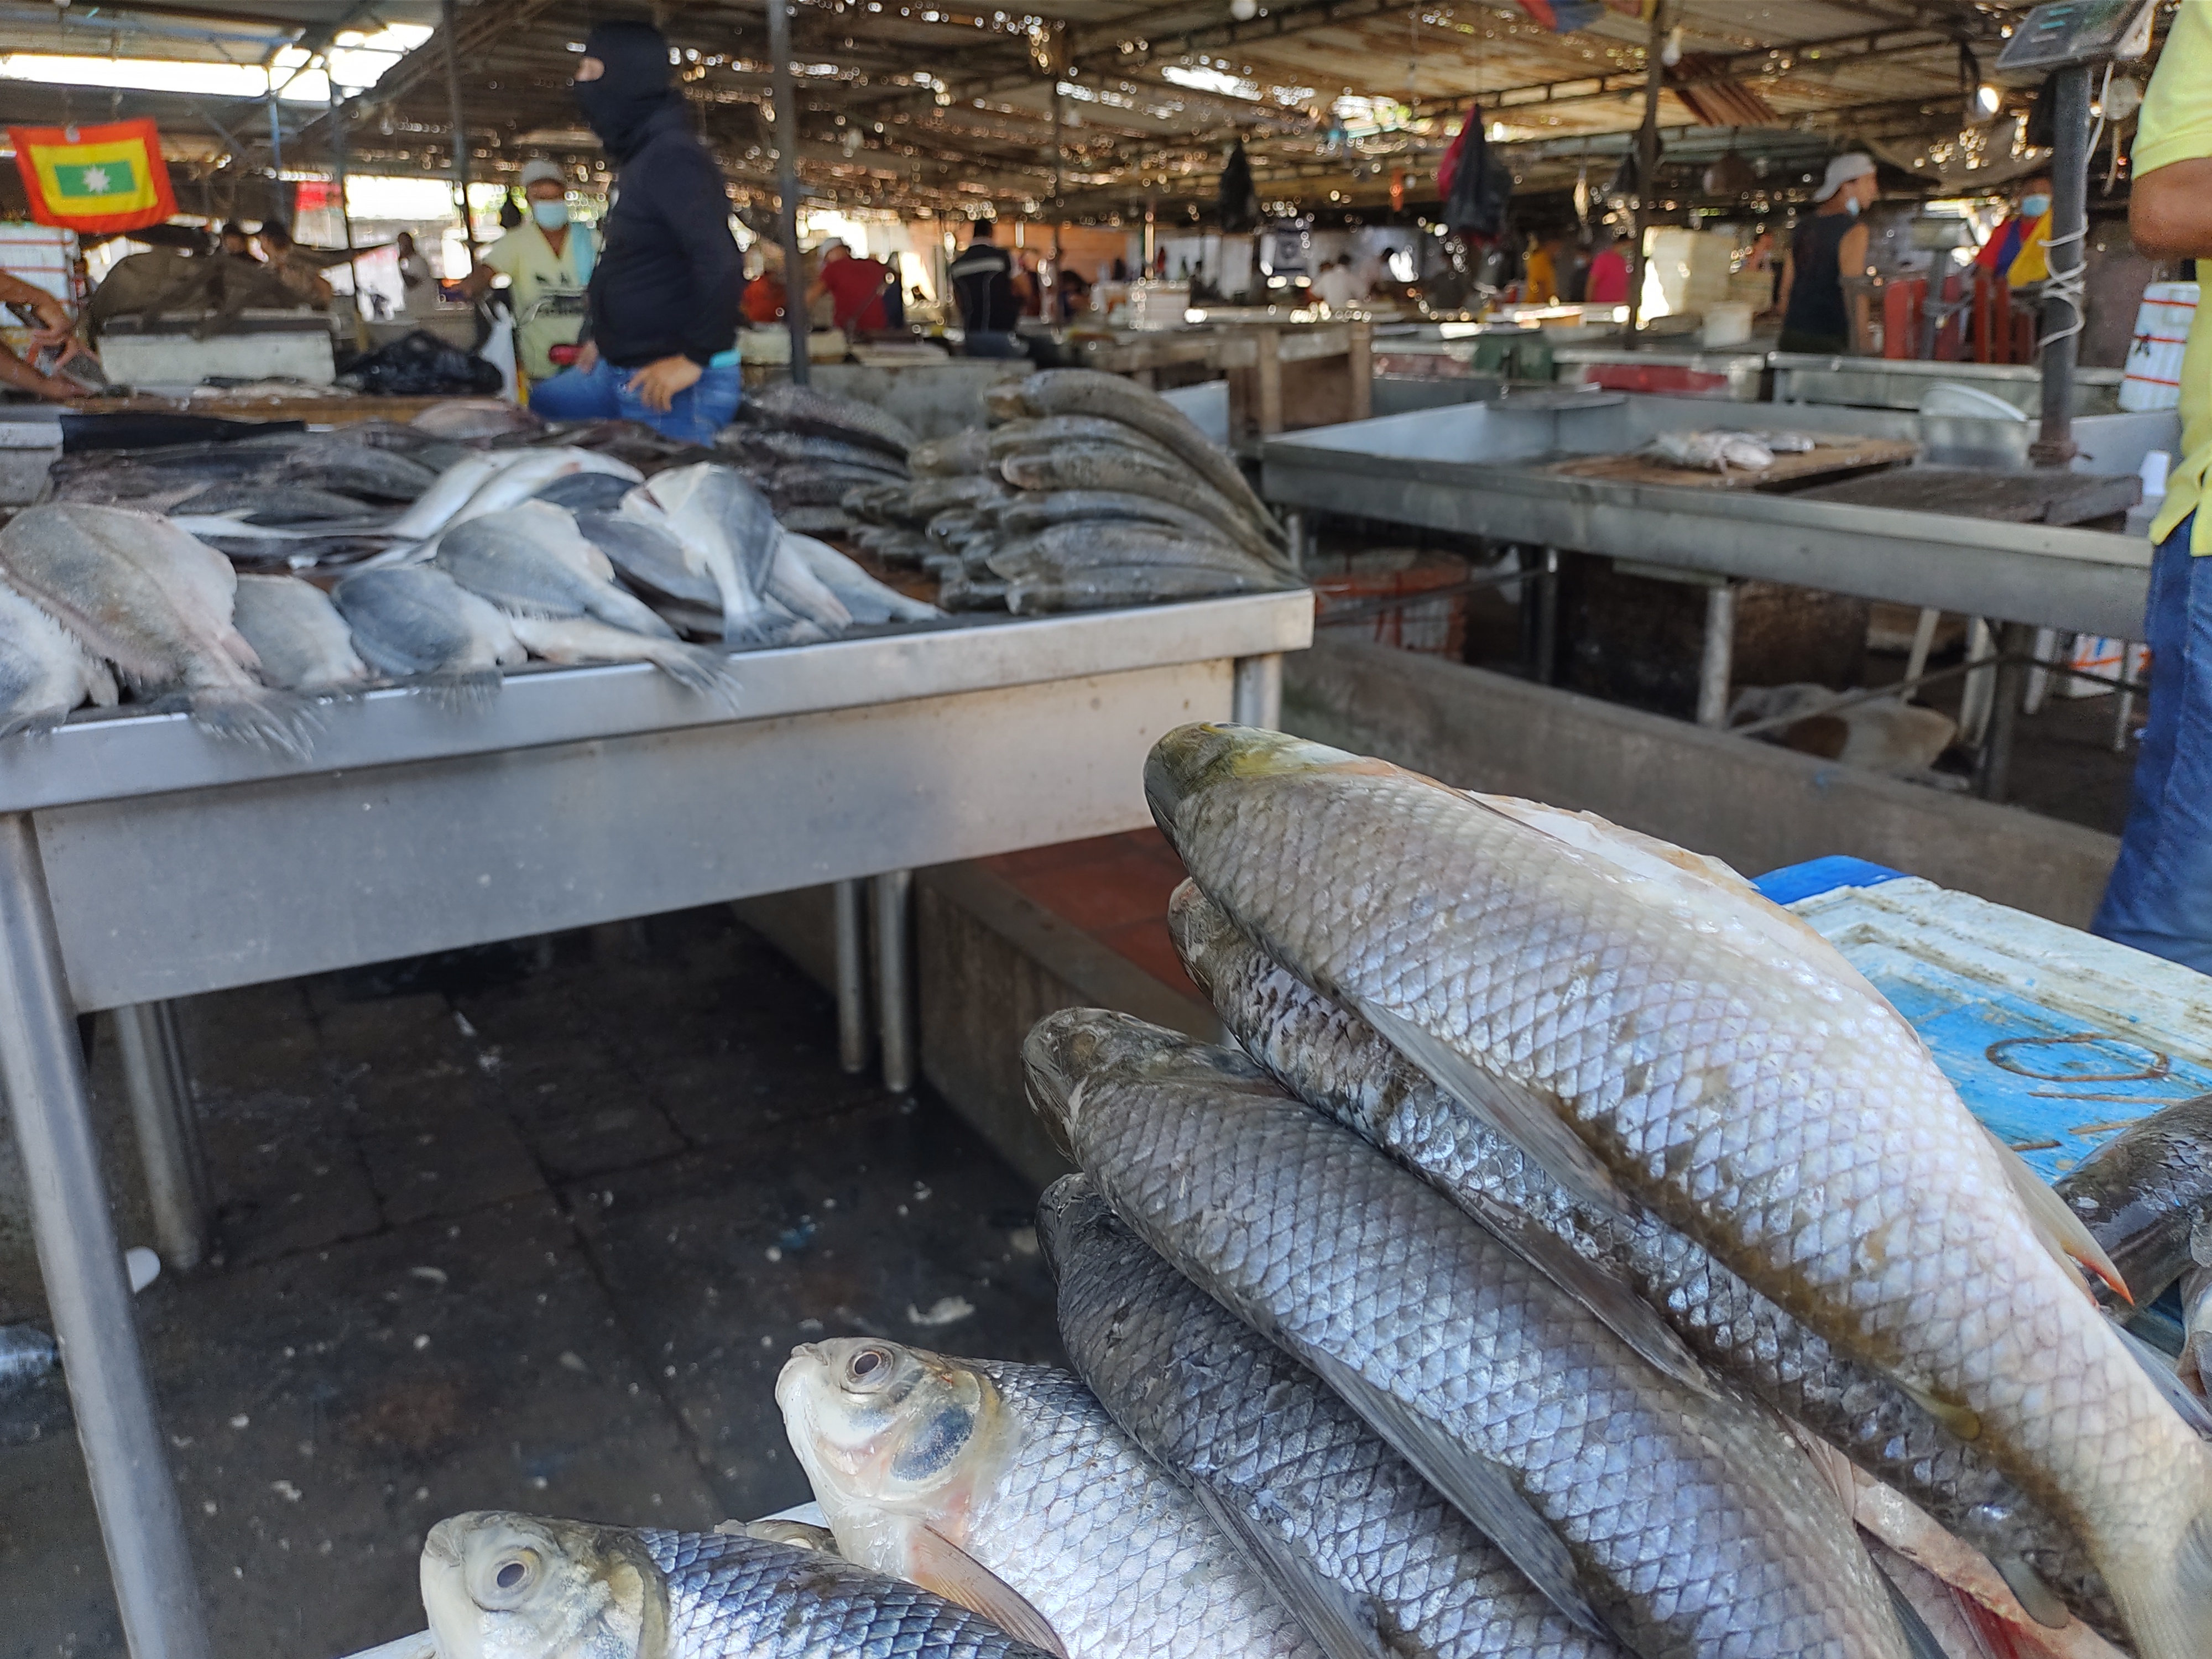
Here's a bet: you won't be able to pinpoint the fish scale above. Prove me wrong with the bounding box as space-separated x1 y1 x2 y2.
1144 726 2212 1659
1026 1011 1912 1659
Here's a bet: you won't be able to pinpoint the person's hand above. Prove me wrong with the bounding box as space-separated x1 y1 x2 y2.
575 340 599 373
627 354 701 412
25 297 74 349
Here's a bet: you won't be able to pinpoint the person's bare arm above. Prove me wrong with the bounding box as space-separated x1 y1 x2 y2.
1774 251 1796 319
458 265 500 300
1839 221 1872 347
2132 159 2212 260
0 342 84 401
0 271 73 342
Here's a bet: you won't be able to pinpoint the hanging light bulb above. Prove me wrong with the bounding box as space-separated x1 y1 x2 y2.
1230 0 1256 18
1975 82 2001 117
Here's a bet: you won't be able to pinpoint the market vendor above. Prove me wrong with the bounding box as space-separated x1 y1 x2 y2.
254 222 334 307
2093 0 2212 971
808 241 890 334
1584 231 1631 305
459 159 596 385
947 218 1022 358
526 18 742 442
1776 153 1877 355
0 270 90 401
1977 174 2054 289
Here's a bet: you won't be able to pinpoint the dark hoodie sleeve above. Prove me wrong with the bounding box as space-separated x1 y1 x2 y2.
658 143 741 365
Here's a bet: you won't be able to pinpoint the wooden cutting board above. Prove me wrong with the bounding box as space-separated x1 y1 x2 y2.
1548 435 1919 489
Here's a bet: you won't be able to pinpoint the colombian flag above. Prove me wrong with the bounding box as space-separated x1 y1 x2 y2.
8 120 176 233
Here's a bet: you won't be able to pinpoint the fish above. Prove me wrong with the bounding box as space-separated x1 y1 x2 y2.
910 429 993 477
1140 723 2212 1659
634 462 784 643
1650 431 1776 473
2183 1267 2212 1400
279 441 441 501
1166 879 2120 1639
990 370 1283 540
998 449 1289 567
1040 1172 1630 1659
938 570 1008 612
734 1516 841 1554
408 398 544 439
996 489 1260 546
168 481 387 523
576 510 722 613
420 1510 1052 1659
0 503 312 755
907 474 1010 520
1022 1008 1919 1659
727 428 911 476
380 450 526 541
384 448 643 544
741 380 917 457
2054 1093 2212 1307
0 578 117 738
229 574 368 692
778 1339 1324 1659
503 615 740 704
531 471 639 513
332 566 524 698
436 503 677 639
986 524 1278 583
988 418 1177 466
1005 561 1290 614
855 525 935 567
780 534 941 624
764 532 854 632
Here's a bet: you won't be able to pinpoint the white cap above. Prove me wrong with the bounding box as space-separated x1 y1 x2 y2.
519 158 566 189
1813 153 1875 202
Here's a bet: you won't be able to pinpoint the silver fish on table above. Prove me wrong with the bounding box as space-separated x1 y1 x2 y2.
384 447 642 544
435 501 674 638
2053 1093 2212 1308
1041 1172 1629 1659
1165 878 2119 1639
575 509 723 613
634 462 785 643
1024 1008 1922 1659
408 398 544 440
421 1511 1052 1659
1142 723 2212 1659
503 614 740 705
332 565 523 700
778 1339 1324 1659
780 534 940 624
0 578 117 738
230 574 368 692
531 471 639 514
0 502 311 754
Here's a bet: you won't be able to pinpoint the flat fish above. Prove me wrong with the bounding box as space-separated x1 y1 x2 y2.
575 509 722 612
435 502 675 639
1140 723 2212 1659
504 614 740 705
0 579 117 737
421 1510 1051 1659
779 1339 1324 1659
168 481 382 523
230 574 368 691
2055 1094 2212 1307
530 471 638 513
1042 1173 1630 1659
332 565 523 698
0 503 312 755
408 399 544 440
635 462 783 643
780 534 938 624
1022 1009 1922 1659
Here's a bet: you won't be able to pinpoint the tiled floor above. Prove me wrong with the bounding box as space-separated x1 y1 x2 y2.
0 910 1059 1659
978 828 1204 1001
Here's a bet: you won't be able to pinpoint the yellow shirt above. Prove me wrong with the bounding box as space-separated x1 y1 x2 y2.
1524 248 1557 305
2138 0 2212 552
483 220 596 380
2005 210 2052 286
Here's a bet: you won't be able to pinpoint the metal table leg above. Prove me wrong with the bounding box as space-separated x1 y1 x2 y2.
1696 582 1738 729
1534 547 1561 686
0 816 209 1659
112 1001 212 1272
832 879 869 1076
1232 654 1283 729
873 869 914 1095
1978 620 2036 803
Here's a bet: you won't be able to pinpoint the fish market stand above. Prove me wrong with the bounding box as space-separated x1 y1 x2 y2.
0 591 1309 1659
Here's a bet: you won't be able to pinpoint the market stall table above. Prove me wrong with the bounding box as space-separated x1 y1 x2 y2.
0 591 1310 1659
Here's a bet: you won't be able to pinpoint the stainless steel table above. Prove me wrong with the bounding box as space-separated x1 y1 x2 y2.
0 592 1310 1659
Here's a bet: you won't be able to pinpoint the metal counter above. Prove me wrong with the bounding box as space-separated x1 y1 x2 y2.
0 591 1311 1659
1770 353 2127 417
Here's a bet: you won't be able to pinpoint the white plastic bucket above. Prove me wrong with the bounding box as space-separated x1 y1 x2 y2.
1701 302 1753 347
1918 380 2030 421
2120 280 2197 412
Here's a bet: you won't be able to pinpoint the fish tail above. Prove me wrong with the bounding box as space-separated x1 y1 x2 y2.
185 685 318 759
2105 1491 2212 1659
421 669 504 709
652 645 743 709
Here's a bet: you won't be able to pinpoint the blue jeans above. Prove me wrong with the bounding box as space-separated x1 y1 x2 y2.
2094 514 2212 972
528 357 739 443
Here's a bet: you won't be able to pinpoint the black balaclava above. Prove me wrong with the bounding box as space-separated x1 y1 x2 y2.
574 20 680 163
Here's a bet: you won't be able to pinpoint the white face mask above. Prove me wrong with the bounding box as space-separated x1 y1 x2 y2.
1844 193 1863 217
531 200 570 231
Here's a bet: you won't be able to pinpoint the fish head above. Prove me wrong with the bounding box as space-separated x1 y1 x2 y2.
775 1339 1009 1574
1033 1173 1115 1285
1164 879 1240 998
420 1510 665 1659
1023 1008 1274 1155
1142 724 1372 839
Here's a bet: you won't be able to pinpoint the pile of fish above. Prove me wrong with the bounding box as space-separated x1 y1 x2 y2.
395 726 2212 1659
1648 429 1819 473
714 380 921 536
837 368 1303 614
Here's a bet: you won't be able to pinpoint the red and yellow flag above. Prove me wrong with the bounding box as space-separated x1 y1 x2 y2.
8 119 176 233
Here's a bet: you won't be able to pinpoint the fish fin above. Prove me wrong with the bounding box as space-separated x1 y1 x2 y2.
0 707 68 742
2102 1501 2212 1659
420 669 504 709
184 686 316 759
2107 1313 2212 1439
1293 1341 1616 1646
1449 1187 1716 1396
1348 997 1630 1218
1871 1552 1955 1659
903 1525 1069 1658
650 646 743 710
1983 1128 2131 1303
1184 1479 1387 1659
1989 1554 2070 1630
1891 1374 1983 1443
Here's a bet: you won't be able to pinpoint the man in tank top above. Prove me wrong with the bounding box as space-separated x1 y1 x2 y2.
1775 154 1878 355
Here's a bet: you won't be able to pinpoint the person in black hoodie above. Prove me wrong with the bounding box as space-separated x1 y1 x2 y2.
526 19 742 441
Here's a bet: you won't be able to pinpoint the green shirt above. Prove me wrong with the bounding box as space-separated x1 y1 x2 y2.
2138 0 2212 550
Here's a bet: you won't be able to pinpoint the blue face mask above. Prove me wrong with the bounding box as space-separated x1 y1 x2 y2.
2020 193 2051 218
1844 194 1863 217
532 200 570 231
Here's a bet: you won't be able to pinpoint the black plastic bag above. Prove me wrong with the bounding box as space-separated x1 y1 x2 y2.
336 328 503 397
1219 139 1261 233
1438 108 1512 243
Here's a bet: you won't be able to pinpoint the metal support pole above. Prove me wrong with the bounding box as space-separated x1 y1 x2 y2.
1049 85 1064 319
1232 654 1284 729
112 1002 211 1272
0 817 210 1659
441 0 476 271
265 96 285 223
872 870 914 1094
1280 509 1311 573
766 0 812 387
1623 2 1666 339
328 67 362 341
1535 546 1560 685
1696 581 1736 728
2033 62 2091 469
832 878 868 1075
1977 620 2036 802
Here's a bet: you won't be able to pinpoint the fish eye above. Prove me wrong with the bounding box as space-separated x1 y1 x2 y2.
844 1346 893 1389
496 1561 527 1590
471 1545 542 1609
